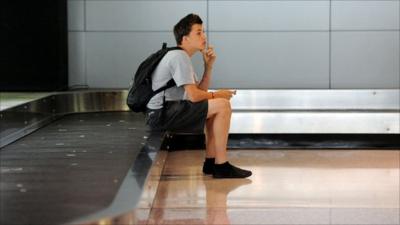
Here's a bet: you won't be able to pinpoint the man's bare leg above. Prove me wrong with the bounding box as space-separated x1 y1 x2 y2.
205 116 216 158
206 98 231 163
204 99 252 178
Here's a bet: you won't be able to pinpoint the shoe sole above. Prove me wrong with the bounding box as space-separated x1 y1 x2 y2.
212 174 252 179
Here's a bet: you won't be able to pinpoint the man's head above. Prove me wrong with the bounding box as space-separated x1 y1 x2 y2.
174 14 206 51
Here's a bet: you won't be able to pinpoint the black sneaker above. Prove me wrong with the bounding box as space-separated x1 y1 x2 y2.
213 162 252 179
202 158 215 175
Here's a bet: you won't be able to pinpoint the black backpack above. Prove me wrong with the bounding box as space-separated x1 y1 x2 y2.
127 43 182 112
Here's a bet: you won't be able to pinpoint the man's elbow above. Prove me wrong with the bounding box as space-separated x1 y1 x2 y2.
185 85 201 102
186 92 200 102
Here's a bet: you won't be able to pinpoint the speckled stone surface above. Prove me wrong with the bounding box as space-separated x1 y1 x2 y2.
0 112 156 225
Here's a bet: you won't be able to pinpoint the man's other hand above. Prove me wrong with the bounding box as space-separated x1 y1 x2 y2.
214 90 236 100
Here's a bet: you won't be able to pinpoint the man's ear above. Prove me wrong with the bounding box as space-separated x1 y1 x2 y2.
183 35 189 42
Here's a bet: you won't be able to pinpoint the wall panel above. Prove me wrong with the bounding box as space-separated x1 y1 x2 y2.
209 32 330 88
209 1 330 31
332 1 399 30
68 32 86 87
67 0 84 31
331 31 400 88
86 1 206 31
85 33 205 88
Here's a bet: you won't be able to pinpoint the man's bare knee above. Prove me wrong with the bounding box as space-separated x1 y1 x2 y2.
219 99 231 114
207 99 232 118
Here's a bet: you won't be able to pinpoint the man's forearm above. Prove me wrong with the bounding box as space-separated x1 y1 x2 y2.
187 86 213 102
198 67 212 91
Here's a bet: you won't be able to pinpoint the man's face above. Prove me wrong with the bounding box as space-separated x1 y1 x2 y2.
185 24 207 50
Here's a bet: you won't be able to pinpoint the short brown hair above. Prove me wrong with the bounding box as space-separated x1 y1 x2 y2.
173 14 203 45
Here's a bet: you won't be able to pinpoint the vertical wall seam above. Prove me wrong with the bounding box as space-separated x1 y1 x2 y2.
84 0 88 87
83 0 86 32
207 0 209 46
329 0 332 89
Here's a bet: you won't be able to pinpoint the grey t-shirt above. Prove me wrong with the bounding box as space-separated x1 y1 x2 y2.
147 50 199 109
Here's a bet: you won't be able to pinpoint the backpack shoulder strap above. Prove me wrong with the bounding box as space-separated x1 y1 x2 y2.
154 79 175 94
151 45 182 94
168 46 183 51
162 43 182 51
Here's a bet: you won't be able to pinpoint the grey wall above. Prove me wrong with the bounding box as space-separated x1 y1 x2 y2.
68 0 400 89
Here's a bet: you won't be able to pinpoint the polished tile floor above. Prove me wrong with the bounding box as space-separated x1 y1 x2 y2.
133 149 399 225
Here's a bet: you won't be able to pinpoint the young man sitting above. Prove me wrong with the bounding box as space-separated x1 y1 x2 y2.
145 14 252 179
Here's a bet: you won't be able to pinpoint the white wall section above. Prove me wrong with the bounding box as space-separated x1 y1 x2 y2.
67 0 400 89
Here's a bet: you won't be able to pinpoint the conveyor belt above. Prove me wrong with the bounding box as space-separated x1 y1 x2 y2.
0 112 152 225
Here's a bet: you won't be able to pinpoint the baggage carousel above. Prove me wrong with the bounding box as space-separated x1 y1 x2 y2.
0 89 399 225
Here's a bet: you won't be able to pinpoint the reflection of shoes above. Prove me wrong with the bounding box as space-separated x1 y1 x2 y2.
205 177 252 194
213 162 252 179
202 158 215 175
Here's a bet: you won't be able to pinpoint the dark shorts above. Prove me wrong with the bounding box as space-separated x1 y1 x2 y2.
145 100 208 133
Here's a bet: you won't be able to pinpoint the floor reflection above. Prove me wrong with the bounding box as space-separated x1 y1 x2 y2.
204 178 252 225
148 176 252 225
98 149 399 225
143 150 399 225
